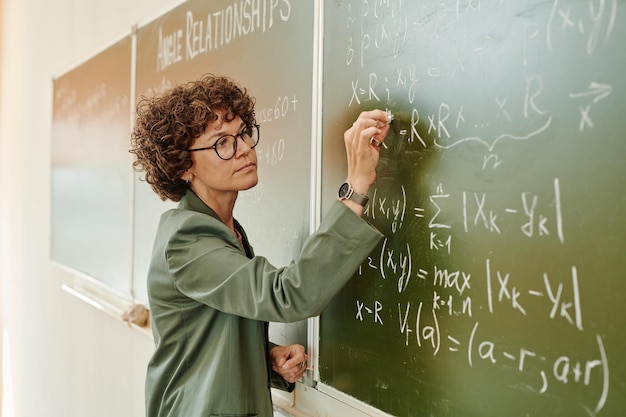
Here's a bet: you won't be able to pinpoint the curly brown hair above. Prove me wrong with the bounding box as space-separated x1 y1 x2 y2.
130 74 256 201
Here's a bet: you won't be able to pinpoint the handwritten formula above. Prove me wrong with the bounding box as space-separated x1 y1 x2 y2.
320 1 625 416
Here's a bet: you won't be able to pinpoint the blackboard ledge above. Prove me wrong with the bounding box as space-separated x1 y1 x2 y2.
54 262 153 339
274 382 395 417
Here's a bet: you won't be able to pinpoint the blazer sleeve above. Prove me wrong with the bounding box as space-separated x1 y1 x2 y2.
164 200 383 323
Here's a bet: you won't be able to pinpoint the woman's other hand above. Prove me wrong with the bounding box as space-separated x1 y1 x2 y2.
270 344 308 383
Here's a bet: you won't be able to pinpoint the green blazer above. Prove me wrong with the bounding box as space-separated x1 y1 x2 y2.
145 190 382 417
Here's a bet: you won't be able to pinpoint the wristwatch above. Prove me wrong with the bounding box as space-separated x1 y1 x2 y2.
338 182 369 207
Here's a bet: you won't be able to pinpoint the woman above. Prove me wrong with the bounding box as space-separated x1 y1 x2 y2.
130 74 391 417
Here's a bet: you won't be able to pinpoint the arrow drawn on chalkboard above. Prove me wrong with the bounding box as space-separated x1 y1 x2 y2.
569 82 613 104
433 117 553 152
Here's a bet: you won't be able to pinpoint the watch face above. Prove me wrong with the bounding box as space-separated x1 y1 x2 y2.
338 182 350 199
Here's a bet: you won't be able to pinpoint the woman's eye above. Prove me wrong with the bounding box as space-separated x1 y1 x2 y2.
216 137 232 149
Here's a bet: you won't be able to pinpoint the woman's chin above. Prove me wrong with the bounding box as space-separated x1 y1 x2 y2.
241 177 259 191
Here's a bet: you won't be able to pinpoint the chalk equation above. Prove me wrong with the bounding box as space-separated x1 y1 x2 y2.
365 178 565 246
350 165 612 413
323 0 623 415
354 175 609 413
339 0 618 170
360 257 583 328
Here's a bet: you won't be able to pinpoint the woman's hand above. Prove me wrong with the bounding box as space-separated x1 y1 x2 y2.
270 344 308 383
342 109 392 214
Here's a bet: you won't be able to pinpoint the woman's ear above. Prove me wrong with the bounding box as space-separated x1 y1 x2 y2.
181 169 193 184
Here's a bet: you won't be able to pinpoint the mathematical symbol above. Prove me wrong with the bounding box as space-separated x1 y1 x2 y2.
428 66 443 77
356 300 365 320
432 291 443 309
349 79 361 106
378 197 388 217
495 97 512 121
539 371 548 394
474 193 488 228
427 114 437 135
497 272 511 301
497 271 527 315
430 232 452 253
483 153 504 170
578 105 594 131
396 68 406 88
538 215 549 236
448 335 461 352
559 7 575 29
355 300 384 325
570 82 613 103
429 192 451 229
291 94 298 111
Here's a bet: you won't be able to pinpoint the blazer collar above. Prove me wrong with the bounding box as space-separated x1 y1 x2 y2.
178 189 220 220
178 189 254 258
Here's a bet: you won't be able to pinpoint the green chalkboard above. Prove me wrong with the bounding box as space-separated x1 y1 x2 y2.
319 1 626 416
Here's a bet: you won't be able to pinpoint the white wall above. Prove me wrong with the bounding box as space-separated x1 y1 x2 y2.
0 1 182 416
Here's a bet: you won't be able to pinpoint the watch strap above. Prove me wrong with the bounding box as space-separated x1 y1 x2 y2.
348 190 369 206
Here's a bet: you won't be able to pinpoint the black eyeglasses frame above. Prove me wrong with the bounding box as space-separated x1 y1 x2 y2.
187 124 260 160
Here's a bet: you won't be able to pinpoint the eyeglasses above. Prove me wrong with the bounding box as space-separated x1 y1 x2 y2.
187 124 260 160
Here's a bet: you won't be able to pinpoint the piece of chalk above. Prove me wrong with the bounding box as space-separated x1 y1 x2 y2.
377 110 394 128
386 110 394 124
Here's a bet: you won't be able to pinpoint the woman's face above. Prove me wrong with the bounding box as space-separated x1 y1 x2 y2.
183 110 258 202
